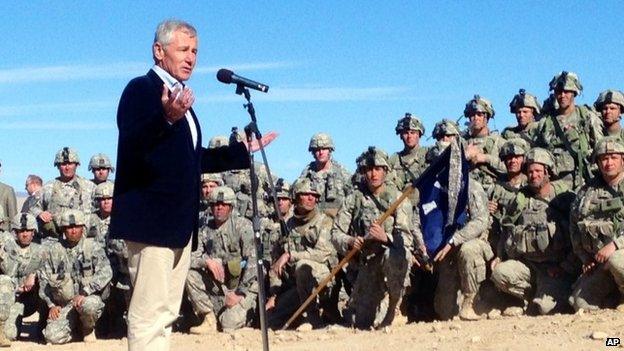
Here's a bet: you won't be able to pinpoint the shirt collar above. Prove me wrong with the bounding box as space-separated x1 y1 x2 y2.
152 65 181 89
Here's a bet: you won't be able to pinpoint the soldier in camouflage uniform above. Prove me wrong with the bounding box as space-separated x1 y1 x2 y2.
85 182 113 246
491 148 577 316
331 147 412 329
88 153 114 186
267 178 337 328
501 89 541 145
388 113 429 190
424 142 493 321
185 186 257 333
39 210 112 344
199 173 224 228
462 95 507 194
33 147 96 244
299 132 353 217
569 137 624 311
534 71 604 190
0 213 47 345
260 179 292 267
595 89 624 141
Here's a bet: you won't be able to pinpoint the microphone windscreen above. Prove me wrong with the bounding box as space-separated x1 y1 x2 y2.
216 69 234 84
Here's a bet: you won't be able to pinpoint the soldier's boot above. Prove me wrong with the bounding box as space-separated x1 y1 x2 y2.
0 322 11 347
82 329 96 343
189 313 217 335
503 300 528 317
376 296 404 329
459 293 482 321
305 306 325 329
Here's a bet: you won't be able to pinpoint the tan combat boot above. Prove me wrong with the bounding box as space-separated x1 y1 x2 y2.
0 322 10 347
83 329 97 343
459 293 482 321
190 313 217 335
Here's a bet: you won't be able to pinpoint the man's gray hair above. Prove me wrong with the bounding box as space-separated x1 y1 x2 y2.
154 19 197 47
26 174 43 186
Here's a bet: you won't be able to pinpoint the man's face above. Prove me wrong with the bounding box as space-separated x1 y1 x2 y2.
440 134 457 143
400 130 421 149
58 162 78 179
469 112 488 133
211 202 232 224
365 166 387 190
63 225 84 244
93 168 110 182
504 155 524 174
153 29 198 82
515 107 535 128
598 153 624 179
16 229 34 247
555 89 575 111
25 181 39 195
527 163 549 190
313 148 332 164
296 193 317 212
99 197 113 215
277 197 292 216
201 181 219 199
601 103 622 125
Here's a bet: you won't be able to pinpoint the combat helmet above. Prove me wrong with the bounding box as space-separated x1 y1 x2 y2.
94 182 114 199
208 135 229 149
594 90 624 112
499 139 529 159
11 213 37 232
509 89 541 114
54 147 80 166
395 113 425 136
59 209 86 227
88 153 114 172
525 148 556 175
201 173 224 186
549 71 583 95
464 95 495 119
356 146 390 172
208 186 237 205
432 119 461 139
592 136 624 162
275 178 292 198
308 133 335 152
292 178 320 197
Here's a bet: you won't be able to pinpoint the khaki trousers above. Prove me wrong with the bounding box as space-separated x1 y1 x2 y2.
126 238 191 351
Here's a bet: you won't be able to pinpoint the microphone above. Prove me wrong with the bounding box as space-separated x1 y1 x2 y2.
217 69 269 93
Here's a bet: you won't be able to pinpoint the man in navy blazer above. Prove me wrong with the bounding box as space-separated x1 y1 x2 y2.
110 20 248 351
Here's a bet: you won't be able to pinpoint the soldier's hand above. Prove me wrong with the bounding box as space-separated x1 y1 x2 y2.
595 242 617 264
266 295 276 310
465 144 478 160
72 295 86 310
487 201 498 214
349 236 365 250
224 291 243 308
22 273 36 292
434 243 453 262
272 253 290 277
206 258 225 283
490 257 501 271
161 83 194 124
49 306 61 321
39 211 53 223
368 223 388 243
582 261 596 274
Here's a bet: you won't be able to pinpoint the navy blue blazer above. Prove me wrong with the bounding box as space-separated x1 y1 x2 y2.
110 69 248 249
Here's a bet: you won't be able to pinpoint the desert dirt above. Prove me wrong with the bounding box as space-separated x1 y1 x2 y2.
9 308 624 351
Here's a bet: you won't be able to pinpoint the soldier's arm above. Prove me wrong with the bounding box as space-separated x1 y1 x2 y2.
391 197 414 252
37 254 56 308
410 198 426 255
191 227 209 269
6 187 17 221
569 191 592 265
236 221 258 296
81 245 112 296
452 181 489 245
330 194 356 255
484 138 507 176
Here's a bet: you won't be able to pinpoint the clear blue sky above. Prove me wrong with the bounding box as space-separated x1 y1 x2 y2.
2 1 623 192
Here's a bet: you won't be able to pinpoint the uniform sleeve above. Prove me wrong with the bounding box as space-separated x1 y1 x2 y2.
569 189 592 265
236 221 257 295
484 137 507 177
452 181 489 245
38 251 56 308
191 227 209 269
392 196 414 252
331 194 357 255
5 186 17 222
82 245 112 296
32 183 53 216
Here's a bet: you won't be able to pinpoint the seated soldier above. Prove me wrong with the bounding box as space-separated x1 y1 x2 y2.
0 213 47 345
185 186 257 333
260 179 293 269
38 209 112 344
267 178 337 329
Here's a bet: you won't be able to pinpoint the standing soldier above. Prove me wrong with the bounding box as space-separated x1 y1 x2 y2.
594 89 624 141
34 147 96 243
388 113 429 189
491 148 577 316
39 210 112 344
569 137 624 311
299 133 353 217
0 213 47 345
462 95 507 194
0 162 17 232
267 178 337 328
260 179 293 268
86 182 114 246
22 175 44 237
502 89 541 145
199 173 223 228
331 147 412 329
185 186 257 333
88 153 115 186
534 71 604 190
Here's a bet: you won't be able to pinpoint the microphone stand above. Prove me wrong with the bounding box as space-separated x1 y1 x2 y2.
235 83 285 351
